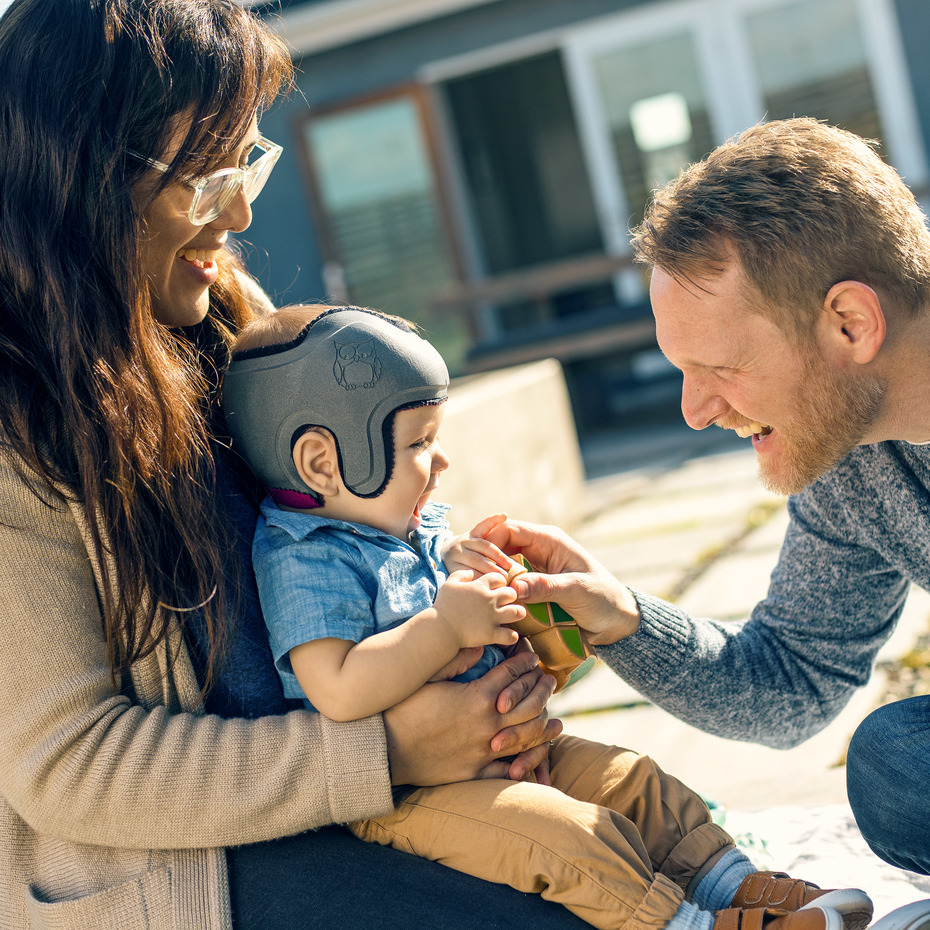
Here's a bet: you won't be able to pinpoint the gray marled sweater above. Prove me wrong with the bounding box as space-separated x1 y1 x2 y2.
598 439 930 749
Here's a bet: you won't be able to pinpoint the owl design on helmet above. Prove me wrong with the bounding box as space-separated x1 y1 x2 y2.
333 338 383 389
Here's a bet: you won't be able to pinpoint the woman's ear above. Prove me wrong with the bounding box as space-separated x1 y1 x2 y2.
292 429 341 497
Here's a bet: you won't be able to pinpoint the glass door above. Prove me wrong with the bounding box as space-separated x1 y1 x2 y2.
585 30 717 233
564 0 926 269
440 50 615 336
298 88 468 372
743 0 880 139
443 51 603 277
564 2 726 283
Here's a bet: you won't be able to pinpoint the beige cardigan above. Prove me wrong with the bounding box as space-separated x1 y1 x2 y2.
0 453 394 929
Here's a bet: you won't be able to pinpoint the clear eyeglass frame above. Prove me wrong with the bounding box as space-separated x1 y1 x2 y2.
129 135 283 226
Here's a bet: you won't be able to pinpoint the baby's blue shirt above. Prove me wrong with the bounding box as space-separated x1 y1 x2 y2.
253 498 504 709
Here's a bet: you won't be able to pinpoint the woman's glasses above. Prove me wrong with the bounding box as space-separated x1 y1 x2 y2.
130 136 283 226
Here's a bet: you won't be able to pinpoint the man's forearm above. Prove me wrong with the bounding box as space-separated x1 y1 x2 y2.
596 591 855 748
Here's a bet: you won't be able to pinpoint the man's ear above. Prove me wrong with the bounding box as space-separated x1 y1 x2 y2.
818 281 886 366
292 429 341 497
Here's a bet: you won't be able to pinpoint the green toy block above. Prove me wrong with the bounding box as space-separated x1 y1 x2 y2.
506 554 596 692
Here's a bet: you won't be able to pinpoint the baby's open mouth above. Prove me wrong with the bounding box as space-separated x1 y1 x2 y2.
413 487 436 522
733 421 773 439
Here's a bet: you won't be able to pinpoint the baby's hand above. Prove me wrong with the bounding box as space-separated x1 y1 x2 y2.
434 569 524 650
442 513 514 576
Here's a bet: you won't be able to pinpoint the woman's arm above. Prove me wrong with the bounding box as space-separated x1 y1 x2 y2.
289 571 521 721
0 460 558 852
0 457 394 850
383 650 562 785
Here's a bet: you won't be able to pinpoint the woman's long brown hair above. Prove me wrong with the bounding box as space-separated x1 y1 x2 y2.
0 0 292 693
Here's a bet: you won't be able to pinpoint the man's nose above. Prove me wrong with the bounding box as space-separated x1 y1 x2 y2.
680 373 728 431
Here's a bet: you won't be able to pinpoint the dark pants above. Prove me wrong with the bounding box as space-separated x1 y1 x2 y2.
228 824 594 928
846 695 930 875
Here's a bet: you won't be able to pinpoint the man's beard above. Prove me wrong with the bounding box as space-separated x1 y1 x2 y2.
759 354 886 496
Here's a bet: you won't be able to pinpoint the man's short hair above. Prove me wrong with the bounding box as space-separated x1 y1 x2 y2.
631 117 930 334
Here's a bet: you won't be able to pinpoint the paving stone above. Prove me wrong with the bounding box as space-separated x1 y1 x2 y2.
740 502 790 552
558 669 886 810
878 585 930 662
583 483 768 544
576 524 734 584
676 547 782 620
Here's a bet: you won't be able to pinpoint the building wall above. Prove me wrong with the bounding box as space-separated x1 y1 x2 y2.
249 0 930 308
247 0 650 305
441 359 585 532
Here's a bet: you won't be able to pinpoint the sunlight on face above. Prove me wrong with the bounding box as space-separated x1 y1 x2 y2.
651 264 886 496
135 115 259 327
757 349 885 495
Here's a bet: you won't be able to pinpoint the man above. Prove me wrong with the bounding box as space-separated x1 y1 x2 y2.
502 118 930 877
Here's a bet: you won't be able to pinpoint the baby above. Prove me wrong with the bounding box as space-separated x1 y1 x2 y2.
222 305 872 930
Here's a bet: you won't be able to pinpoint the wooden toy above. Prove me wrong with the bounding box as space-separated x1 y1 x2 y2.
505 554 596 692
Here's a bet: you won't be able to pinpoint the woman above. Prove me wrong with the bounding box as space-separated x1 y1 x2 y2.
0 1 561 927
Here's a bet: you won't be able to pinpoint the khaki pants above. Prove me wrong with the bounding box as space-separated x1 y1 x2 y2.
349 734 733 930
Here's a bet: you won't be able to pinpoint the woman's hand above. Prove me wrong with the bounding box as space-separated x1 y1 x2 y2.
427 646 485 683
383 650 561 787
482 519 642 646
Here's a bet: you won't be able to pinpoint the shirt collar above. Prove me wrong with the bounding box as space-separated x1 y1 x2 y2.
259 495 450 543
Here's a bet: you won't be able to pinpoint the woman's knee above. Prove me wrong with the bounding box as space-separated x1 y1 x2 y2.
846 698 930 874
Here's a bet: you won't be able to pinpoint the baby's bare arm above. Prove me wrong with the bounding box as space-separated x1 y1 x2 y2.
289 573 523 721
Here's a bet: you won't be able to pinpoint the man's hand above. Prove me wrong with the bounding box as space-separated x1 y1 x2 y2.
383 650 561 787
484 519 641 646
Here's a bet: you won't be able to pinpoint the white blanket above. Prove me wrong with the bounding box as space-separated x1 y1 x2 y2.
725 805 930 921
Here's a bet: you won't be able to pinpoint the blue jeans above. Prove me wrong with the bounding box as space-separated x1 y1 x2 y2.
846 695 930 874
227 824 593 928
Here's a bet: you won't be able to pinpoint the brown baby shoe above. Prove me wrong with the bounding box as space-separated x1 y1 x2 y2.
714 905 843 930
731 872 873 930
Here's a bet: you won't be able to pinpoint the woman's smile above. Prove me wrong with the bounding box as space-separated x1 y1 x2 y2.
136 118 257 328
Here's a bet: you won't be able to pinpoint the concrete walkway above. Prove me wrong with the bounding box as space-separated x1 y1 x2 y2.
549 421 930 812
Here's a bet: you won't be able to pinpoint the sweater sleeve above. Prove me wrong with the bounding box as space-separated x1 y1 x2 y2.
0 456 394 849
597 470 908 749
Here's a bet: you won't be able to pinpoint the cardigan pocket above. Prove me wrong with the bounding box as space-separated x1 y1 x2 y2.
26 864 175 930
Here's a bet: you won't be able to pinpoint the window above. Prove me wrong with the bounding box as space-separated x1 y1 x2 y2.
443 51 603 276
300 90 468 372
588 31 716 231
746 0 880 139
564 0 924 262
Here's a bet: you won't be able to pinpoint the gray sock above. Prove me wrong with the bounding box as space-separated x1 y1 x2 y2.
668 900 716 930
691 848 756 913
